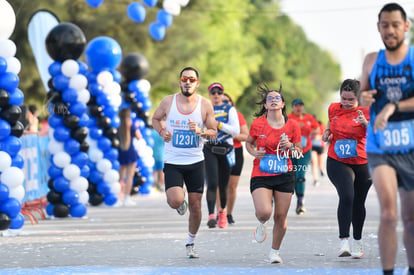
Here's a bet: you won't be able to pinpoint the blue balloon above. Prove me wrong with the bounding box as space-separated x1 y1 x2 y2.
11 154 24 168
148 21 166 41
48 114 63 128
0 57 7 74
96 94 110 106
0 183 9 202
9 213 24 229
78 61 88 74
0 119 11 140
52 74 69 91
97 181 111 195
84 36 123 71
80 165 90 178
98 137 112 152
53 176 70 192
139 182 151 194
0 72 19 92
62 88 78 104
104 148 119 162
104 193 117 206
86 71 98 85
103 106 118 119
78 113 90 128
1 136 21 156
62 189 79 205
142 99 152 111
0 197 21 218
89 169 103 184
111 69 121 83
64 138 80 155
69 102 87 117
54 126 71 142
128 80 140 92
71 151 89 167
110 116 120 128
143 0 157 7
8 88 24 106
157 9 173 27
127 2 146 23
89 127 103 139
112 160 120 171
48 62 62 77
48 164 63 178
85 0 104 8
46 203 54 216
70 203 87 218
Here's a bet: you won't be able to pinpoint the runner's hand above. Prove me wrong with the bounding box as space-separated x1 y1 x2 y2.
360 90 377 107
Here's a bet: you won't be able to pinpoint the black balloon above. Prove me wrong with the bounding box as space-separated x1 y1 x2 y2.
10 121 24 137
48 78 54 89
0 105 21 124
63 115 79 130
48 179 55 190
72 127 88 142
104 128 118 139
53 203 70 218
45 22 86 62
89 193 103 206
111 137 120 148
97 116 111 129
88 104 103 117
47 90 62 104
53 102 69 117
80 140 89 152
0 212 11 230
0 89 9 107
131 102 142 113
123 92 136 103
47 190 62 204
120 53 149 81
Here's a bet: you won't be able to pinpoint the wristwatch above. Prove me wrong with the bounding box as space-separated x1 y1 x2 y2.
394 102 399 113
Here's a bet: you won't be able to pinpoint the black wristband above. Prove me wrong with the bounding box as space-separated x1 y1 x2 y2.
394 102 399 113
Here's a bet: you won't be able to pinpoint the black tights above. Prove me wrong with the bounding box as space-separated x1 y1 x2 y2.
204 147 231 215
327 157 372 240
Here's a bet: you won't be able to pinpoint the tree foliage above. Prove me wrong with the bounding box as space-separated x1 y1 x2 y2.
9 0 340 122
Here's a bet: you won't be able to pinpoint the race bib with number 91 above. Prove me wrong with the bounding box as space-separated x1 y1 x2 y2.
259 154 288 174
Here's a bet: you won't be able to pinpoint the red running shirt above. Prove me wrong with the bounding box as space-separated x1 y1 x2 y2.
249 116 301 178
233 111 247 149
287 113 319 154
327 103 369 164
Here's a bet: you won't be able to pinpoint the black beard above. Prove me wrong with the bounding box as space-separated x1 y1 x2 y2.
384 38 404 52
181 88 192 97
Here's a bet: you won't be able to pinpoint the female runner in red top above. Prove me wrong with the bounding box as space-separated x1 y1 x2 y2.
245 84 301 264
322 79 372 259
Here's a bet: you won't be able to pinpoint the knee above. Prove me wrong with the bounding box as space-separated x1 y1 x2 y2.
274 214 287 228
401 214 414 232
167 197 182 209
380 210 398 227
255 208 272 222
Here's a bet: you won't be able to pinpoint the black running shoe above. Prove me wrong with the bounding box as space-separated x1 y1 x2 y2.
227 214 235 225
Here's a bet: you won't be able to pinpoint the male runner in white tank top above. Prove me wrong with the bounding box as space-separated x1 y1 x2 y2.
152 66 217 258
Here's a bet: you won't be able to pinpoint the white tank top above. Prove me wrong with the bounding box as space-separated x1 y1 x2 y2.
164 93 204 164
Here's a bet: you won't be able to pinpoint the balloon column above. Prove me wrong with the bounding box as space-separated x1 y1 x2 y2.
0 0 25 232
84 36 122 207
84 0 190 41
45 22 90 218
119 53 154 194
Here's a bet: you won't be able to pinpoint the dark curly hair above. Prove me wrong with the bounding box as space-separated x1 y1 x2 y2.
254 83 287 119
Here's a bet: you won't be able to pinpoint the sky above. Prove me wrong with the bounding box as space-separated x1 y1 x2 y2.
280 0 414 79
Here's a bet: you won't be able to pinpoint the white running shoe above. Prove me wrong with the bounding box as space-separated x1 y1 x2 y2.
123 197 136 207
338 239 351 257
186 243 199 258
176 200 188 215
351 239 364 258
269 249 283 264
254 221 267 243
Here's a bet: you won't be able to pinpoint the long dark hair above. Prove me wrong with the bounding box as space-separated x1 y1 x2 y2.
254 83 287 119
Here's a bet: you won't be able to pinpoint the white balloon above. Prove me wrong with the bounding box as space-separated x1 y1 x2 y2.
48 139 64 155
78 190 89 204
77 88 91 104
163 0 181 16
0 0 16 40
97 71 113 87
48 128 55 139
0 39 16 58
88 148 103 162
70 177 89 192
137 79 151 93
104 169 120 183
8 185 25 201
176 0 190 6
53 151 71 168
0 151 12 172
69 74 88 90
109 181 121 194
63 164 81 181
61 59 79 77
5 56 20 74
110 94 122 107
96 158 112 173
1 167 24 188
103 82 121 95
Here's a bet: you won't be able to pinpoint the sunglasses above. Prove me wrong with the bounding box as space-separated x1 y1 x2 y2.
181 76 198 83
223 100 229 104
210 90 223 95
267 95 282 102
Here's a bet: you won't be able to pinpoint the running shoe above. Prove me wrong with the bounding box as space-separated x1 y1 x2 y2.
207 214 217 228
338 239 351 257
295 205 306 215
123 197 136 207
351 239 364 258
176 200 188 216
254 221 267 243
269 249 283 264
185 243 199 259
218 210 228 228
227 214 235 225
313 180 320 187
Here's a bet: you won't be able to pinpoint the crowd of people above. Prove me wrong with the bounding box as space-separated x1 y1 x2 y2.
148 3 414 274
